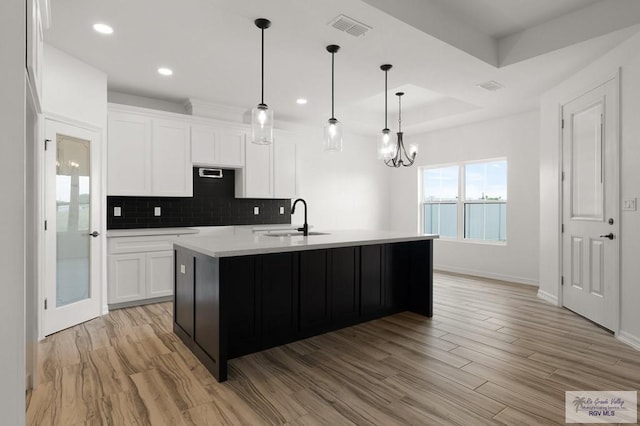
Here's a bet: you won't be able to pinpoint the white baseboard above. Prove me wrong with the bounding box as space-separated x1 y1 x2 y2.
434 265 538 286
537 289 559 306
617 330 640 351
102 304 109 315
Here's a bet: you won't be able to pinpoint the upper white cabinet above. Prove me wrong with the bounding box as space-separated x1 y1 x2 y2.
235 131 298 199
152 119 191 196
191 124 245 168
107 106 192 197
274 132 297 199
236 139 274 198
108 112 152 195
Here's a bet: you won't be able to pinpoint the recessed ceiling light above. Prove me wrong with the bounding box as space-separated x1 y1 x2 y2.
157 67 173 76
93 23 113 35
296 98 308 105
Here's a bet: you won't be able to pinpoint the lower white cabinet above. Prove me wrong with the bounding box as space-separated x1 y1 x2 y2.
107 234 178 306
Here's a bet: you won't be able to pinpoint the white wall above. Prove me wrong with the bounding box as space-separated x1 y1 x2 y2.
290 128 390 231
0 0 26 422
539 31 640 347
43 45 107 129
388 111 540 285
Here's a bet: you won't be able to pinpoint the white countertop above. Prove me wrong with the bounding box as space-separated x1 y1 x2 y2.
174 230 438 258
106 227 200 238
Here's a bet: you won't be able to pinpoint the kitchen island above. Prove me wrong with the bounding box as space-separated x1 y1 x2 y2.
173 230 438 382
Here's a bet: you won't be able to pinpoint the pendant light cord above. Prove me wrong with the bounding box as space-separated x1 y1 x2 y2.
331 51 335 119
384 70 388 129
261 27 265 105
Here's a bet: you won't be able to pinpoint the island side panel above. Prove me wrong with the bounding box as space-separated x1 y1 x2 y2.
407 240 433 317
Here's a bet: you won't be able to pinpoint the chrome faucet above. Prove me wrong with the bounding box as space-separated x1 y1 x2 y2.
291 198 308 236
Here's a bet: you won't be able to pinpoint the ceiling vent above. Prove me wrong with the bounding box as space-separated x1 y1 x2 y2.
329 15 372 37
477 80 505 92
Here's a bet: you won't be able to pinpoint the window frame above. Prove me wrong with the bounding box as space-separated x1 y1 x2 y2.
420 157 507 244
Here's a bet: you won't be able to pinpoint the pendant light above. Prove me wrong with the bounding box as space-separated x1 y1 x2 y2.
377 64 394 160
385 92 418 167
324 44 343 152
251 18 273 145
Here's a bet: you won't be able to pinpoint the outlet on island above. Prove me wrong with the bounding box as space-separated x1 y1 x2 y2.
254 206 260 215
154 206 161 216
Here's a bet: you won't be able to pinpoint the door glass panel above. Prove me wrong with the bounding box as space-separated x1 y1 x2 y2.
571 103 603 219
56 135 91 307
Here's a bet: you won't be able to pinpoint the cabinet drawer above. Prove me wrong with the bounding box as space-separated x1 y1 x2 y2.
108 235 179 254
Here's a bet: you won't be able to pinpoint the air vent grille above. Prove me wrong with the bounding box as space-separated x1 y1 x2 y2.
477 80 505 91
329 15 372 37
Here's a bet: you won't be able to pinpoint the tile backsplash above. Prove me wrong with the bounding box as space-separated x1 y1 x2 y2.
107 168 291 229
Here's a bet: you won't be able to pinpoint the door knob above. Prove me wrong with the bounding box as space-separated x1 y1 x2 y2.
599 233 615 240
89 231 100 238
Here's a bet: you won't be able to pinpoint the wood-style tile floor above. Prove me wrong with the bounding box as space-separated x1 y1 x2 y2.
27 273 640 425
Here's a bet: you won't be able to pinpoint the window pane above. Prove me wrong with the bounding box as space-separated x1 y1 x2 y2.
423 166 458 202
424 203 457 238
465 160 507 201
464 203 507 241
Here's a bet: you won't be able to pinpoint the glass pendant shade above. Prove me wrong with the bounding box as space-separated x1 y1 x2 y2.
377 128 395 160
251 103 273 145
324 118 343 152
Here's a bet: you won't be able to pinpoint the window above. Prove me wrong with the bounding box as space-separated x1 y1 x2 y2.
422 159 507 242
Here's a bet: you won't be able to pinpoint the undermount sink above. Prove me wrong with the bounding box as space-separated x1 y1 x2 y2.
264 231 331 237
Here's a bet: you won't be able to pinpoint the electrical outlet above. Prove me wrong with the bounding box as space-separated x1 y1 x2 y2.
254 206 260 215
154 206 161 216
279 206 285 215
180 264 186 274
114 206 121 217
623 198 637 211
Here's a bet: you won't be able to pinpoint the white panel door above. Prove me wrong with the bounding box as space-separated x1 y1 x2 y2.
107 112 151 195
44 120 102 335
191 125 217 165
152 119 192 196
274 133 297 199
562 78 619 331
108 254 146 304
146 251 174 298
218 127 245 167
243 140 273 198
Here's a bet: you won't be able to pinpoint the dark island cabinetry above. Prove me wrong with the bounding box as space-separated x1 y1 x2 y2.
174 239 432 382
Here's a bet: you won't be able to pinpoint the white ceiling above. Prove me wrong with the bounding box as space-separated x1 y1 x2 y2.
44 0 640 135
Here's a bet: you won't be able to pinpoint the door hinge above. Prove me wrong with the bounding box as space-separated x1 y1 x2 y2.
44 298 48 310
561 171 565 181
561 224 564 233
44 220 47 231
561 276 564 286
561 119 565 129
44 139 51 150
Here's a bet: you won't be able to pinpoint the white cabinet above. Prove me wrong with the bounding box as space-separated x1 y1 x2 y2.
274 132 297 199
152 119 192 196
107 107 192 197
107 234 177 306
191 125 245 168
235 131 298 199
108 112 152 195
236 139 274 198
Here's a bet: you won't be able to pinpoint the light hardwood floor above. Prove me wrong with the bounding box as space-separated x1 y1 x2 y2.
27 273 640 425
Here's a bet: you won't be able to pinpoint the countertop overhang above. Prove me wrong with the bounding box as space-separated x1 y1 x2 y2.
174 230 439 258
